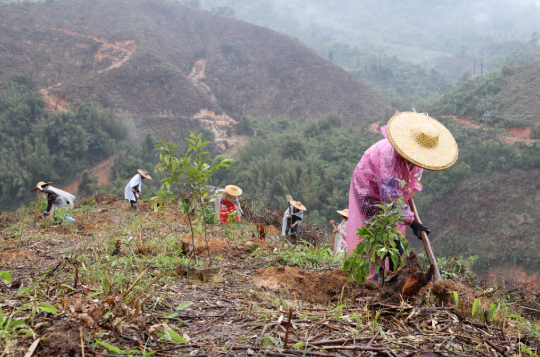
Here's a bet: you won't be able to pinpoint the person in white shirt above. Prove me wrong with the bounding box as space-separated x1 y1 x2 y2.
124 169 152 210
330 209 348 256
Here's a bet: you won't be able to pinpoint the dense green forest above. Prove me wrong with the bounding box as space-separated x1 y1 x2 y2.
0 75 127 210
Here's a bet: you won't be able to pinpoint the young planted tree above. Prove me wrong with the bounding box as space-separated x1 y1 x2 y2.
343 195 409 285
153 131 231 266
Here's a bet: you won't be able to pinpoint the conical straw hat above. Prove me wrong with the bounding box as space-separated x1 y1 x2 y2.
224 185 242 196
337 209 348 217
290 201 307 211
137 169 152 180
31 181 53 192
386 112 458 171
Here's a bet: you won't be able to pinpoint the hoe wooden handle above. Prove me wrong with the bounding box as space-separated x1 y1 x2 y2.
409 198 442 282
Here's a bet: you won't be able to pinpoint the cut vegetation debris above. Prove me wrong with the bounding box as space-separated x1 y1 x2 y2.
1 194 539 356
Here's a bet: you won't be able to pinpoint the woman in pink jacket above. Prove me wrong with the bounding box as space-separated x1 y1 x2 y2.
347 112 458 281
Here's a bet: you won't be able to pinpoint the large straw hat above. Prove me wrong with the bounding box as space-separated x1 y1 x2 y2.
30 181 53 192
137 169 152 180
224 185 242 196
290 201 307 211
386 112 458 171
337 209 348 217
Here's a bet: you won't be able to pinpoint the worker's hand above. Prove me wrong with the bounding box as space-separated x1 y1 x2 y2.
330 219 335 225
291 222 297 228
410 220 431 240
333 228 339 233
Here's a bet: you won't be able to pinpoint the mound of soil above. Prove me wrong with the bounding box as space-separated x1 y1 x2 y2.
251 266 374 304
41 321 89 355
419 280 480 316
265 225 280 236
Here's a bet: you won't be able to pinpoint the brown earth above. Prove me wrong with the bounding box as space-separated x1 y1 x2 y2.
0 0 391 125
419 280 479 317
451 116 534 143
265 225 280 236
60 156 115 194
251 266 372 304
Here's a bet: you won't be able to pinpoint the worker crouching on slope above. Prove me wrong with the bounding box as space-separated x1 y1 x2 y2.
219 185 244 228
282 195 307 240
330 208 348 256
31 182 76 223
347 112 458 281
124 170 152 210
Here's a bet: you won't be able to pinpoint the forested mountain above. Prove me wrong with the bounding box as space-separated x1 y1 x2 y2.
0 0 394 210
0 0 389 123
204 0 540 110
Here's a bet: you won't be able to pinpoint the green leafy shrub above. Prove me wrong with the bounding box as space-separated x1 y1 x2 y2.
343 196 409 284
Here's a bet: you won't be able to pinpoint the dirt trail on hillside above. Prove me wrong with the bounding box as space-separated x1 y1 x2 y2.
451 116 534 143
39 27 137 112
60 156 115 194
187 59 247 155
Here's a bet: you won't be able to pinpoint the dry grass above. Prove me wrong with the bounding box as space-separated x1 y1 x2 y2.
0 195 538 356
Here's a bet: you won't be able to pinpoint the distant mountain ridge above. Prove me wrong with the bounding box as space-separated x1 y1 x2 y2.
0 0 391 127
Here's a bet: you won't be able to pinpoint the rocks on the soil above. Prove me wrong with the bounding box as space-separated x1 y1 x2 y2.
244 240 259 253
202 266 223 283
187 266 223 283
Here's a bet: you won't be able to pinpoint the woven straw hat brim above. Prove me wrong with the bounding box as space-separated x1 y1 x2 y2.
290 201 307 211
137 169 152 180
225 185 243 196
31 182 53 192
386 112 458 171
337 209 348 217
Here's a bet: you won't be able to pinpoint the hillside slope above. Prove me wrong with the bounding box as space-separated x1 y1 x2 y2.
426 61 540 137
0 0 391 125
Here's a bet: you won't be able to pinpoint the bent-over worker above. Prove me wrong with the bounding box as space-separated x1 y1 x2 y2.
347 112 458 280
219 185 244 228
31 181 76 223
281 197 306 239
124 169 152 210
330 208 348 256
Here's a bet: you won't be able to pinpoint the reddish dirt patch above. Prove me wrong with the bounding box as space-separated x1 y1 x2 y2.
452 116 533 143
252 266 367 304
265 225 280 236
60 156 115 194
506 126 531 139
0 249 31 263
